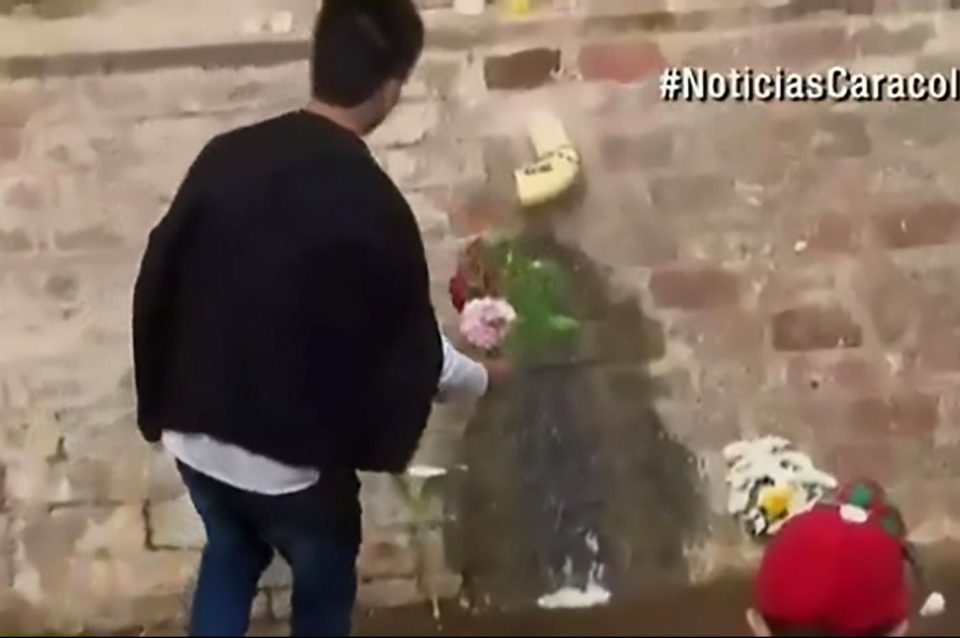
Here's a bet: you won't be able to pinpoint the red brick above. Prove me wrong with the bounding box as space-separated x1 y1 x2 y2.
0 87 45 128
853 255 919 346
880 103 953 149
54 225 124 252
810 158 875 215
814 113 871 158
481 137 518 194
826 441 895 484
416 58 463 98
846 0 876 14
852 22 933 56
357 535 417 579
650 369 693 401
849 392 939 436
690 25 852 72
79 75 151 113
758 269 838 314
917 328 960 374
629 215 680 267
872 204 960 249
44 273 79 301
890 478 937 519
788 0 845 13
669 309 763 359
937 391 960 433
878 0 947 11
766 24 853 67
809 215 861 252
483 48 560 90
772 304 863 351
0 229 31 253
915 264 960 308
918 267 960 306
649 266 739 310
833 356 883 389
4 179 44 211
0 129 21 163
575 204 679 268
649 174 734 215
579 41 666 84
432 189 510 239
794 214 862 254
600 131 673 170
914 270 960 373
943 476 960 523
682 38 751 72
776 353 885 396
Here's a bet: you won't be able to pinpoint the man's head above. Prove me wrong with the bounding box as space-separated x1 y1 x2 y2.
747 498 911 637
310 0 424 134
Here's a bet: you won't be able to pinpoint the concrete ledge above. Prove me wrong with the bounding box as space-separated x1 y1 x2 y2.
1 0 957 78
0 39 310 79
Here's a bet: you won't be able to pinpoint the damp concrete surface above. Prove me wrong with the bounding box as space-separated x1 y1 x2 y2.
174 565 960 637
348 573 960 637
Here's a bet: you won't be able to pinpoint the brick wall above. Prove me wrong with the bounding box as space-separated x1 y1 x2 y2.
4 0 960 631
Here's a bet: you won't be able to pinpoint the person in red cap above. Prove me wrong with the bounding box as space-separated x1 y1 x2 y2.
747 480 944 637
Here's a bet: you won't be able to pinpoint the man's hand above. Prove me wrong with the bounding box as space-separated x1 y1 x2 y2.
446 326 470 353
482 357 514 392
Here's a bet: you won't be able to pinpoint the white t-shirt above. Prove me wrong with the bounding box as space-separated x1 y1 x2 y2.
163 333 488 495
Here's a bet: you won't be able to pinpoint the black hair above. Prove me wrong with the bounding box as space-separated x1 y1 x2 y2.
310 0 425 107
765 617 899 637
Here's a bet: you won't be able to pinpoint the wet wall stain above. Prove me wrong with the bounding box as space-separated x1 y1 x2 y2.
458 228 705 610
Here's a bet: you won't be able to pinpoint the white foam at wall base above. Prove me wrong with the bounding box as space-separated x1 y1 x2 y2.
536 582 611 610
407 465 447 479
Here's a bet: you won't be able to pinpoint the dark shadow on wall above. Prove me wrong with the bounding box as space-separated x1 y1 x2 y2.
453 224 706 611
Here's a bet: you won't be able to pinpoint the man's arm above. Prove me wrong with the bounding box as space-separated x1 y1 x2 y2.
338 175 443 473
436 333 488 401
132 140 216 442
132 216 183 443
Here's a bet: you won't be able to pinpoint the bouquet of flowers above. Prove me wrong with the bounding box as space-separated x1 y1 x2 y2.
449 238 514 352
449 237 580 357
459 297 518 352
724 437 837 537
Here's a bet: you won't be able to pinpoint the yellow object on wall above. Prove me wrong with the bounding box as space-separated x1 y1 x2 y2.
503 0 532 16
514 111 581 208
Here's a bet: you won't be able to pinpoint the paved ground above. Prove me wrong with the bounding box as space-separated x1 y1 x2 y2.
353 579 959 637
154 571 957 637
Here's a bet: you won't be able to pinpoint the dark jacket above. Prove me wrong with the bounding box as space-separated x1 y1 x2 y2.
132 111 442 473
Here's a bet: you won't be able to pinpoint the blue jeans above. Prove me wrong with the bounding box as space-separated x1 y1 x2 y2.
178 462 361 637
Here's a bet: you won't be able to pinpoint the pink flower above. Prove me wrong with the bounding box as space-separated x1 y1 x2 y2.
459 297 517 351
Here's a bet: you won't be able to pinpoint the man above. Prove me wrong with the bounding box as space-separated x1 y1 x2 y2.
746 481 925 637
133 1 505 635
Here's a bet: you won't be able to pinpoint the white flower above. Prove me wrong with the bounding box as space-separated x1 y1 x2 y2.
921 592 946 617
839 504 869 524
724 437 836 537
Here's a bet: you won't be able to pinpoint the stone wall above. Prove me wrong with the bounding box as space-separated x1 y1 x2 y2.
4 0 960 632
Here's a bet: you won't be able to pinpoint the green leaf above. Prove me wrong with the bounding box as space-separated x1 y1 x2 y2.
548 315 580 333
485 239 583 360
881 514 904 538
849 484 874 509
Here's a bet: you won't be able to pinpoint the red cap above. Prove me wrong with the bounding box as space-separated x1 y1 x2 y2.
755 505 909 635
